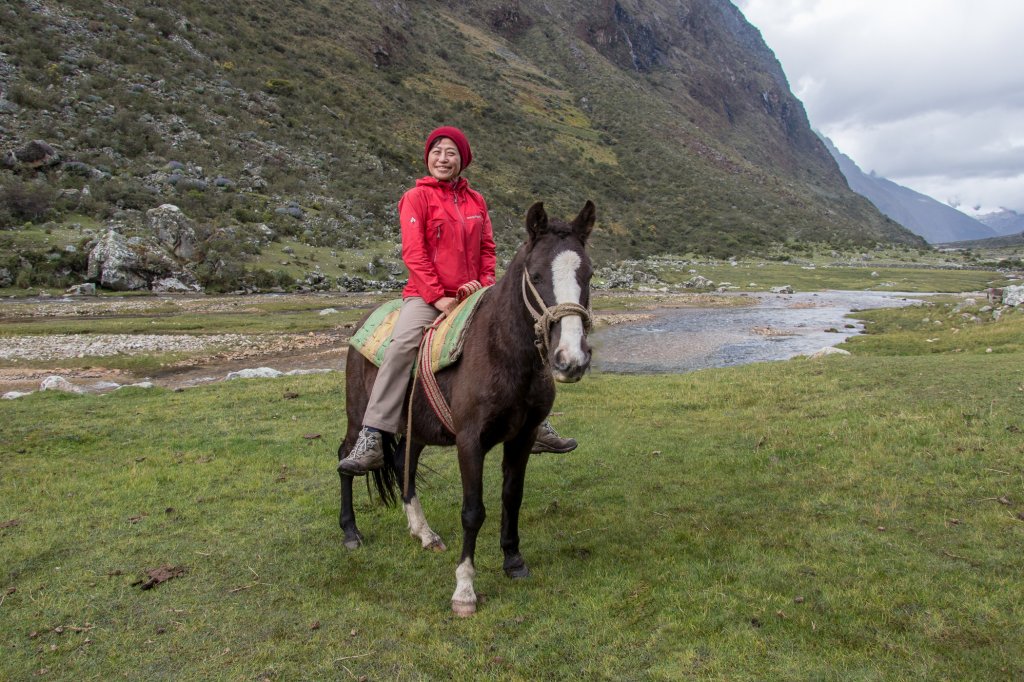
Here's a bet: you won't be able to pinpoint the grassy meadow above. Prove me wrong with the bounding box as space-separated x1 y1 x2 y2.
2 285 1024 679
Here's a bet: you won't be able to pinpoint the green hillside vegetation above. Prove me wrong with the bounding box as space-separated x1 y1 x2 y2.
1 0 923 291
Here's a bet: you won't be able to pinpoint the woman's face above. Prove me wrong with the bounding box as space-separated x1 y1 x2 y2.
427 137 462 182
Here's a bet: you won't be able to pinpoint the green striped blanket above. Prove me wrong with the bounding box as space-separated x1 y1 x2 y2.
348 287 489 371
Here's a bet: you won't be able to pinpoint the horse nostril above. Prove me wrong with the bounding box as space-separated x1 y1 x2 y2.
553 350 572 371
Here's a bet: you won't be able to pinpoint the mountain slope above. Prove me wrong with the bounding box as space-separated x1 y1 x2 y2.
819 135 995 244
977 209 1024 237
0 0 923 290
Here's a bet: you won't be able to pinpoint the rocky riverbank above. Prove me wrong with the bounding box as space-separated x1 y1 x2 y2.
0 292 660 398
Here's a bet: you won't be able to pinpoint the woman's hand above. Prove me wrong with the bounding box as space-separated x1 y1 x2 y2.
433 296 457 315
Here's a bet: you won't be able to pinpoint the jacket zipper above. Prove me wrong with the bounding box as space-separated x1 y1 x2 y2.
452 183 471 278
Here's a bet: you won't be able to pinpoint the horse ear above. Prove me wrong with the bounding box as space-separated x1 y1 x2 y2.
526 202 548 240
573 200 596 242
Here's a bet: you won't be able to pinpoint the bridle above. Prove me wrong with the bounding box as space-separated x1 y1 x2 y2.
521 268 592 367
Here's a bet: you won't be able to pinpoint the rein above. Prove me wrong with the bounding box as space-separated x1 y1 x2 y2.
521 270 592 367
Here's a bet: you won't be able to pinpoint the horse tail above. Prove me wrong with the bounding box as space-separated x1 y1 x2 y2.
368 433 400 507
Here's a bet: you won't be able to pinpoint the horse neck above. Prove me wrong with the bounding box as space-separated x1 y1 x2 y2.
483 256 540 363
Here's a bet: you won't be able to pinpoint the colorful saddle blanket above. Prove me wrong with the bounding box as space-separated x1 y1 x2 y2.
349 287 489 372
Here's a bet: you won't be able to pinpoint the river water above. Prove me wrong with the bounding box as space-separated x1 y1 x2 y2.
591 290 925 374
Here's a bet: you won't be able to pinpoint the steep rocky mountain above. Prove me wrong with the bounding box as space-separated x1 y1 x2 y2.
819 135 996 244
0 0 922 291
977 209 1024 238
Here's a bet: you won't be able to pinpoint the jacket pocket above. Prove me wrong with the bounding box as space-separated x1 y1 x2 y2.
427 219 444 263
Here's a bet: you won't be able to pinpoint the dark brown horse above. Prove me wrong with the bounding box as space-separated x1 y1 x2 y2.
337 200 595 616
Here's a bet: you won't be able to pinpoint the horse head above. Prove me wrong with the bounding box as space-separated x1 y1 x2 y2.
522 200 595 383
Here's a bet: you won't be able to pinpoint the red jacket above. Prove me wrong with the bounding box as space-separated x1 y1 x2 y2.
399 176 497 303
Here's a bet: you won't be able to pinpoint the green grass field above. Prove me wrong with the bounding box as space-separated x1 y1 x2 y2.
648 260 1010 294
3 293 1023 679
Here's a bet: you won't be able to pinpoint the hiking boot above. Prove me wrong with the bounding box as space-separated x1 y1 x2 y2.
338 427 385 475
531 420 578 454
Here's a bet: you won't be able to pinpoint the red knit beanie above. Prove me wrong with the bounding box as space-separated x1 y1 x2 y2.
424 126 472 170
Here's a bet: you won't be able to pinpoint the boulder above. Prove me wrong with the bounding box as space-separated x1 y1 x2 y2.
87 230 151 291
147 204 197 260
226 367 283 380
40 375 85 394
684 275 714 289
771 285 794 294
3 391 32 400
2 139 61 170
66 283 97 296
1003 285 1024 307
275 205 304 220
87 229 190 291
151 277 194 293
63 160 94 176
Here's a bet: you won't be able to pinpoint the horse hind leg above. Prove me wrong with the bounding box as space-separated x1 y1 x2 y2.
398 439 446 552
404 496 446 552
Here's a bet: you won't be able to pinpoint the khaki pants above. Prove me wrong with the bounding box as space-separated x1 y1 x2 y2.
362 296 442 433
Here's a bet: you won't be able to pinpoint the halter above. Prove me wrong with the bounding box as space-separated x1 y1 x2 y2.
521 269 592 367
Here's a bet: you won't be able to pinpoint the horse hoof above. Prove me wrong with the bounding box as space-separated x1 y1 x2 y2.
451 599 477 617
343 533 363 550
425 538 447 552
503 554 530 579
504 565 530 579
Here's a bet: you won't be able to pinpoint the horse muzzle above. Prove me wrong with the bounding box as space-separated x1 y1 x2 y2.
551 338 591 383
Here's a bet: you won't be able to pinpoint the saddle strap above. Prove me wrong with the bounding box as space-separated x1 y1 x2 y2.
417 317 457 434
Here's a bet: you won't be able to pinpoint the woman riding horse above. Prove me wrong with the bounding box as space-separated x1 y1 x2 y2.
338 126 576 476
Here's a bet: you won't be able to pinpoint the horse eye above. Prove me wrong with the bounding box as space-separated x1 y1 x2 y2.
531 272 543 284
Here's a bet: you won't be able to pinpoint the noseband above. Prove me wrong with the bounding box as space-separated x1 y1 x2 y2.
521 269 592 366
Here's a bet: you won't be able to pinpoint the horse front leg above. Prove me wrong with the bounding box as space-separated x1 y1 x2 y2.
338 471 363 549
398 439 446 552
501 434 532 578
452 439 486 617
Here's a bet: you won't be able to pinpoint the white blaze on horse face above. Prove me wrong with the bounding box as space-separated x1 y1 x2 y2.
551 250 587 367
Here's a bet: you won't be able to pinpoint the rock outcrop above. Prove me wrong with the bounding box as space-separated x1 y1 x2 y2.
86 228 199 292
147 204 197 260
2 139 61 170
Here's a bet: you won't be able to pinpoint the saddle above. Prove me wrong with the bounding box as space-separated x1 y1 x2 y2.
349 287 489 373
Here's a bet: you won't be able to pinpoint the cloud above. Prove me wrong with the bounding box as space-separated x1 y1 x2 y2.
737 0 1024 213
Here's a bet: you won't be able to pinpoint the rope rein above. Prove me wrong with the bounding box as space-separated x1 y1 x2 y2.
521 270 592 367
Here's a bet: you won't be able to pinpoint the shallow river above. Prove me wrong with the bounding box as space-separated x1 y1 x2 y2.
591 290 925 374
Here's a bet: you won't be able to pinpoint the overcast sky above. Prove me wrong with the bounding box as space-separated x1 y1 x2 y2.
735 0 1024 216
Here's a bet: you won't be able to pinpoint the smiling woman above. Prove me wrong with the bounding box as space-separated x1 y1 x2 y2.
337 125 576 479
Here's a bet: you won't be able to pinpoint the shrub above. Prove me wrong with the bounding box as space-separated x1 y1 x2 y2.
9 82 61 110
135 6 178 37
264 79 296 96
0 175 59 225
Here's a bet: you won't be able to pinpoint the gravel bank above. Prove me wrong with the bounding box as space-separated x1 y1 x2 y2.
0 333 263 361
